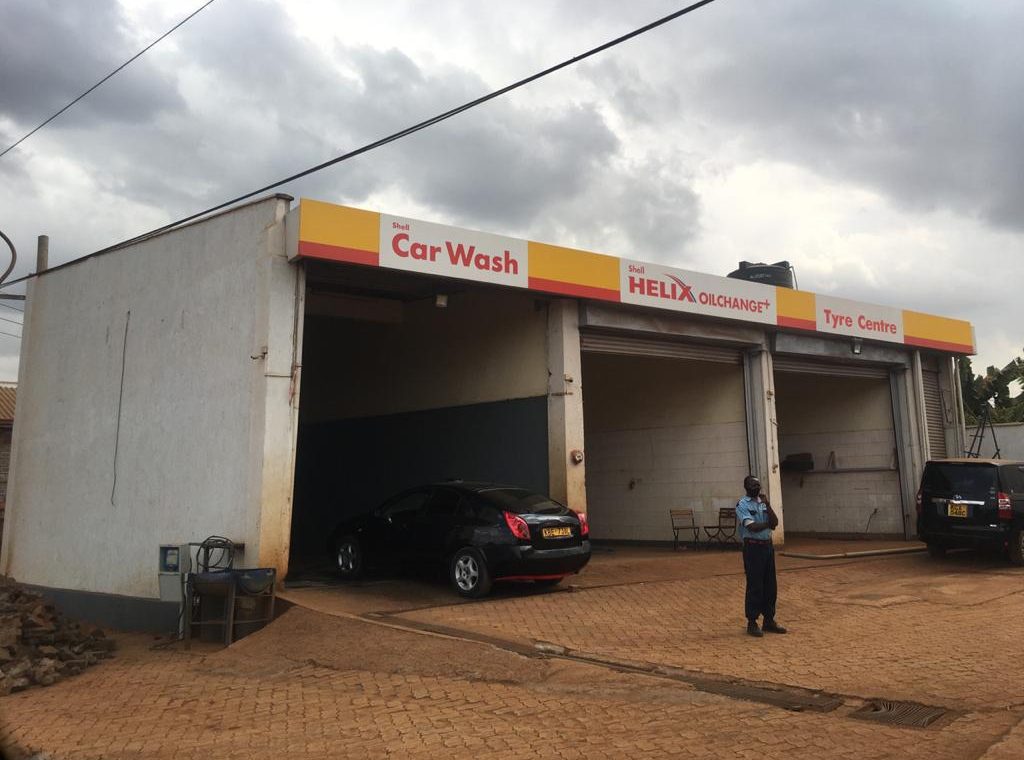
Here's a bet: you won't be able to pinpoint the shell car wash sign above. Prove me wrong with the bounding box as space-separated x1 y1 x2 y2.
381 214 528 288
288 198 976 355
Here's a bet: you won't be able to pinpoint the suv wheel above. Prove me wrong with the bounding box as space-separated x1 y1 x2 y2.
335 535 364 579
926 542 946 559
1010 530 1024 567
450 548 492 598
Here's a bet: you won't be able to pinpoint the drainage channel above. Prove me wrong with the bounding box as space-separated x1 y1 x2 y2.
369 612 843 714
367 611 960 727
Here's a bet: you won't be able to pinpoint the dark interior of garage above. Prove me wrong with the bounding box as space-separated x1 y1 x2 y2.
287 263 551 577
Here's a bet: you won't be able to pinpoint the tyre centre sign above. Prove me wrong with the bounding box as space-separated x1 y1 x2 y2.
289 199 976 355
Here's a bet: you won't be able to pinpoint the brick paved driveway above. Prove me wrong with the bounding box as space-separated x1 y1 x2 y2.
3 545 1024 759
400 550 1024 711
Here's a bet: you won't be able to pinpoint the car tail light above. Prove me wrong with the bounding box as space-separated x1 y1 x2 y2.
576 511 589 538
915 490 922 516
998 492 1012 520
503 511 531 541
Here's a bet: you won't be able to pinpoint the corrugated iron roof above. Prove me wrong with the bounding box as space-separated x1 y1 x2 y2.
0 384 16 423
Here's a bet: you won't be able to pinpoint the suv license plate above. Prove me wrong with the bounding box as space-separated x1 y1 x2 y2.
947 503 968 518
542 526 572 539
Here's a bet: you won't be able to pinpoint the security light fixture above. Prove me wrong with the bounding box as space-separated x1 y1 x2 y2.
852 337 863 355
435 294 448 308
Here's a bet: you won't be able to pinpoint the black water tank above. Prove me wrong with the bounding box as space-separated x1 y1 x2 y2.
727 260 795 289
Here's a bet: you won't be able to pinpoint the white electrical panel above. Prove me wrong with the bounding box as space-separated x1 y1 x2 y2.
158 544 192 602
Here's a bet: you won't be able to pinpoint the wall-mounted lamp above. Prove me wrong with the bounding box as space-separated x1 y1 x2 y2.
851 337 863 355
435 294 448 308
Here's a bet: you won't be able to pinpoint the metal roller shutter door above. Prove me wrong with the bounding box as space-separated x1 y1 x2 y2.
579 333 742 364
772 357 890 380
922 370 947 458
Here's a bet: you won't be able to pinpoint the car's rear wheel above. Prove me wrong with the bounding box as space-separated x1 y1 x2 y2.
926 542 947 559
335 535 364 579
450 548 492 598
1009 530 1024 567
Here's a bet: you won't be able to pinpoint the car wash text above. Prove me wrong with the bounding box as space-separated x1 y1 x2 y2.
391 226 519 275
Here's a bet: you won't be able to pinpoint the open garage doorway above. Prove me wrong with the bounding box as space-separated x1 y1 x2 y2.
286 262 551 579
581 335 750 542
773 359 906 539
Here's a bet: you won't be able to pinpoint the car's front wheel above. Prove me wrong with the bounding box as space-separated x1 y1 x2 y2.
334 535 364 579
450 547 492 598
1009 529 1024 567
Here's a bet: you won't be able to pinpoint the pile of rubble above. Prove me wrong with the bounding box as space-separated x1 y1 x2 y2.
0 578 116 695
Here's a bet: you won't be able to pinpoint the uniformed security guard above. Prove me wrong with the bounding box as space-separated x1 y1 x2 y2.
736 475 787 637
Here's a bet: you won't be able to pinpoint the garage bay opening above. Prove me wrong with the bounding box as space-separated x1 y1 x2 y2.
580 335 750 543
773 359 905 539
287 262 551 579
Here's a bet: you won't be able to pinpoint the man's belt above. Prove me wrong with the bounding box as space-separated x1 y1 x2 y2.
743 538 772 545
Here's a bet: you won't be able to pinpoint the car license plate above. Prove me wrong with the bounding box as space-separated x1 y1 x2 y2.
947 502 968 518
542 526 572 539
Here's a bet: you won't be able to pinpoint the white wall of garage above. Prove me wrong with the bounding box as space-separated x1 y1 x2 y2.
775 373 903 535
0 196 302 598
300 289 548 421
582 353 749 542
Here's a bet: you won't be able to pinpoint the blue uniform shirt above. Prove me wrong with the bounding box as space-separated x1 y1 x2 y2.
736 495 772 541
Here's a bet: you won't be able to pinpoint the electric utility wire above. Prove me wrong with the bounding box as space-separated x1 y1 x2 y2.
0 0 219 159
0 302 23 313
0 314 21 327
0 329 21 340
0 0 719 290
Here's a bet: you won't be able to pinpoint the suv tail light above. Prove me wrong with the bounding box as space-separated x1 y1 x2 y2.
576 511 589 538
503 511 531 541
998 492 1012 520
915 489 923 516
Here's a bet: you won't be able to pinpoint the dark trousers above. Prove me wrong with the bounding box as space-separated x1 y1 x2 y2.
742 541 777 623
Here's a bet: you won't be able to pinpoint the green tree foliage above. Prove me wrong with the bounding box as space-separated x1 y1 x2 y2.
958 353 1024 424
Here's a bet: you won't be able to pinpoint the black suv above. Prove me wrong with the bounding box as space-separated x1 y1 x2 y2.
328 482 591 597
917 459 1024 565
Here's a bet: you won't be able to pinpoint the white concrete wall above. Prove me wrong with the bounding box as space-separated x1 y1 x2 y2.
0 197 301 598
775 373 903 535
300 288 548 422
966 422 1024 461
582 353 749 541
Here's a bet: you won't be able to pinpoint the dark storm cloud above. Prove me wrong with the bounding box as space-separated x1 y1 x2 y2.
0 0 183 136
667 1 1024 230
91 0 631 232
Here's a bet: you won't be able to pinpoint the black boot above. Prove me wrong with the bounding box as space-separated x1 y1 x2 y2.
747 620 763 637
762 619 787 634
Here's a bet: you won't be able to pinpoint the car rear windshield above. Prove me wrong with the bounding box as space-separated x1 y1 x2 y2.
479 488 569 515
921 463 998 499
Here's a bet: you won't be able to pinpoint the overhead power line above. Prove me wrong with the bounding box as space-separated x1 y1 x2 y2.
0 301 23 313
0 0 720 289
0 314 21 327
0 0 219 159
0 329 21 341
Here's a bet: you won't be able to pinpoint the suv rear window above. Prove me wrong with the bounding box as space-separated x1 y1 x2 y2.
921 463 998 499
479 488 569 515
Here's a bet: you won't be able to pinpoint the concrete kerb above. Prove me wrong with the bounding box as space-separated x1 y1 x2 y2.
780 546 927 560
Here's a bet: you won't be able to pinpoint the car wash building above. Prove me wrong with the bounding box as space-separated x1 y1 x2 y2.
0 195 975 628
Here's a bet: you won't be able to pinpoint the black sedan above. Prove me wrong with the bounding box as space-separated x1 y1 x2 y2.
328 482 591 597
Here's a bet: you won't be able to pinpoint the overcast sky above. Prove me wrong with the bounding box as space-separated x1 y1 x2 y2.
0 0 1021 383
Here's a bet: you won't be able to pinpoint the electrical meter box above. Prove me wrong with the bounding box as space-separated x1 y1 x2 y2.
158 544 192 602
